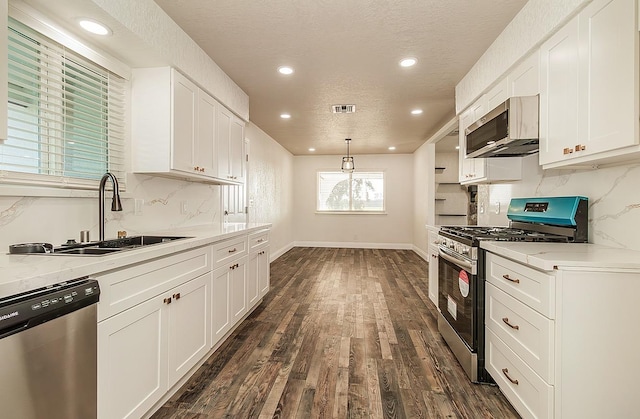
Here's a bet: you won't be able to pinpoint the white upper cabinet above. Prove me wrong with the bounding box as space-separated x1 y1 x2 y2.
486 78 509 111
508 50 540 97
132 67 244 184
216 106 245 184
171 71 198 174
539 0 639 168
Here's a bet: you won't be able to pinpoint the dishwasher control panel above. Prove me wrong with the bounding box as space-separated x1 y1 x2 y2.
0 278 100 338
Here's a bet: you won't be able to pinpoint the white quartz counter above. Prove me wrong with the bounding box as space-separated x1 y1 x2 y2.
0 222 271 299
480 241 640 272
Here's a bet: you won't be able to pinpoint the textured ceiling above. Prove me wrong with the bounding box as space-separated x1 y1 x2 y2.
154 0 527 156
17 0 527 156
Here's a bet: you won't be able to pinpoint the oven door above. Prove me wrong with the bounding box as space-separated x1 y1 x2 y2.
438 246 477 351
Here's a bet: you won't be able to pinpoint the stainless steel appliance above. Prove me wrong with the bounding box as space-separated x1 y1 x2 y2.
0 277 100 418
465 95 539 158
437 196 588 382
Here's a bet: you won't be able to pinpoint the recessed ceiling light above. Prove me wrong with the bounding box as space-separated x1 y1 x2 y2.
411 109 423 115
388 146 396 151
308 148 316 152
278 66 294 75
78 19 111 36
400 58 417 67
280 113 291 119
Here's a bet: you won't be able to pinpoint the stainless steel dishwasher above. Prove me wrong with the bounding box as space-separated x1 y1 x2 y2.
0 277 100 419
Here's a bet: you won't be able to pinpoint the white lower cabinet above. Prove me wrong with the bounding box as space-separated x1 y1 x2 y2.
211 265 231 346
97 229 271 418
98 272 211 419
485 251 640 418
98 294 168 419
229 257 248 325
167 273 211 387
428 245 438 305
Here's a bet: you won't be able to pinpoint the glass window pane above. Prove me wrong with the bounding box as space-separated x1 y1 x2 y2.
317 171 385 212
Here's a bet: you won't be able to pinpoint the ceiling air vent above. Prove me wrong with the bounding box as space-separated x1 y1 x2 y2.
332 104 356 114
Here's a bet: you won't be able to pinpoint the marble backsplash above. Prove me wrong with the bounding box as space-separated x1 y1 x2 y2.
0 173 222 252
478 154 640 251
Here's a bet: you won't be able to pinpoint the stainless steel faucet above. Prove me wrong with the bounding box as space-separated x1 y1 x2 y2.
98 172 123 241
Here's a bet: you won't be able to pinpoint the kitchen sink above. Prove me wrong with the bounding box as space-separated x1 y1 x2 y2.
47 235 191 256
54 247 123 255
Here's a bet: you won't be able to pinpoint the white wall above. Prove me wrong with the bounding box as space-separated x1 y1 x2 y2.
477 155 640 251
413 142 433 258
293 154 414 248
245 122 295 259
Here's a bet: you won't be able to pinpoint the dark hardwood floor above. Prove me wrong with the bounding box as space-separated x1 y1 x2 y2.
151 247 519 418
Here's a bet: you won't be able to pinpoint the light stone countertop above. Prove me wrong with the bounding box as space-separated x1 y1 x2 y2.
480 241 640 272
0 222 271 299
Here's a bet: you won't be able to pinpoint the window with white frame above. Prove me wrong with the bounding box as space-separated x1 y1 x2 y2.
317 171 385 212
1 17 126 189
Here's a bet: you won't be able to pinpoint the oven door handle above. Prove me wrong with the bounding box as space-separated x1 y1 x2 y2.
438 248 474 273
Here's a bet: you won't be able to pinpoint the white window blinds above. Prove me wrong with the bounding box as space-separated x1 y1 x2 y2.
2 17 126 189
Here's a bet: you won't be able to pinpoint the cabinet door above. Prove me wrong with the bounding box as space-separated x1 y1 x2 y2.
216 105 232 180
230 258 248 324
230 117 245 182
0 2 6 141
509 50 540 97
428 246 438 305
196 90 217 176
539 15 580 166
167 272 212 387
212 266 231 346
247 251 260 308
171 70 197 173
578 0 638 155
98 297 168 419
258 248 270 298
486 78 508 111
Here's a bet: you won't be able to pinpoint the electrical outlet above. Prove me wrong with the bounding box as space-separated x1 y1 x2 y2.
180 201 188 215
134 199 143 215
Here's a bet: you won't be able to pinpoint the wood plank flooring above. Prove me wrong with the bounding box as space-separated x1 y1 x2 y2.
151 247 519 419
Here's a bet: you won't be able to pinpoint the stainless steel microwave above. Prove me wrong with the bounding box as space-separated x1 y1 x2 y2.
465 95 539 158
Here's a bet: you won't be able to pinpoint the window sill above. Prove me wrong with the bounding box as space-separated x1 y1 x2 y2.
0 183 131 199
315 211 387 215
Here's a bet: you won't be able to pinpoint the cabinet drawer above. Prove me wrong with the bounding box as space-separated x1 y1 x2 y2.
486 252 555 318
248 229 269 251
213 236 247 267
486 283 554 383
486 329 553 419
97 246 211 321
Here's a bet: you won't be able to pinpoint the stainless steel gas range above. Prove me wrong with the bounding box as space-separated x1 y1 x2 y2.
436 196 588 383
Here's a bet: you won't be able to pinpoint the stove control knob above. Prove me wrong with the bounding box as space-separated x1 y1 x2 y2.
448 241 455 249
460 247 470 255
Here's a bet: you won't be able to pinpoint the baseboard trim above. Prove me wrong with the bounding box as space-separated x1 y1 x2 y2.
293 241 413 250
412 245 429 261
270 242 295 262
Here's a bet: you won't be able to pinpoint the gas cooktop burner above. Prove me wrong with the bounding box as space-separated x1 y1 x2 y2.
440 225 571 242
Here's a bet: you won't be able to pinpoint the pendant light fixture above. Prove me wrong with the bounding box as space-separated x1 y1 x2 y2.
341 138 355 172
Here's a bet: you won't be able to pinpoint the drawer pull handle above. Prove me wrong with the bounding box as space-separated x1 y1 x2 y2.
257 238 264 243
502 317 520 330
502 368 519 385
502 274 520 284
163 297 172 304
228 248 237 253
173 293 181 300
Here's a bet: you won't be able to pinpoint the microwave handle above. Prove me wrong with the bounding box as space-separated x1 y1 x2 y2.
438 248 473 272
